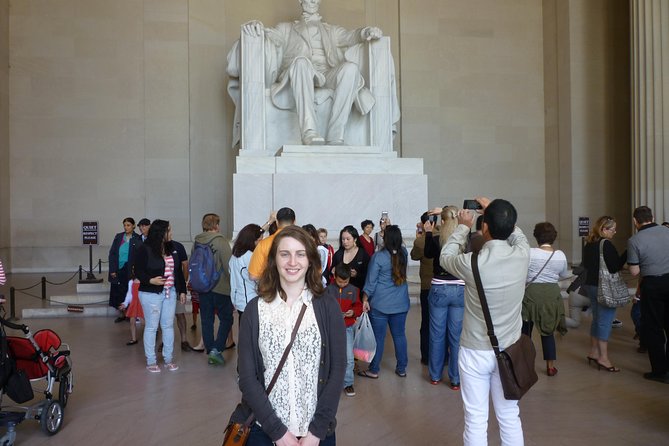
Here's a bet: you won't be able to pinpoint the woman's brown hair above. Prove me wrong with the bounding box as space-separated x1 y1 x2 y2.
585 216 616 243
257 226 325 302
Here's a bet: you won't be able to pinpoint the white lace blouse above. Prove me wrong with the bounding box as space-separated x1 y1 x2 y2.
258 290 321 437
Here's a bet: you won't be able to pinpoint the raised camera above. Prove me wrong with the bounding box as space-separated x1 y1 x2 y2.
463 199 483 210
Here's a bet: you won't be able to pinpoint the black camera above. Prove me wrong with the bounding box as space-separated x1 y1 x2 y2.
427 215 438 223
463 199 482 210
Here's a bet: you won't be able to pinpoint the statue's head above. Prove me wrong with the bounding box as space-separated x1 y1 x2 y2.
299 0 321 14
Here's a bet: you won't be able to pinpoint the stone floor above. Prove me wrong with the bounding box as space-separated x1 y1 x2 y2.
0 272 668 445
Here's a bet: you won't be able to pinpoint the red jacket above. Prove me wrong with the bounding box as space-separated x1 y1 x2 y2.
325 283 363 327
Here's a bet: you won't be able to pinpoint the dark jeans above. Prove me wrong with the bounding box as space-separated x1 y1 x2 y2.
522 320 556 361
248 424 336 445
640 275 669 375
419 288 430 363
368 308 408 375
199 291 233 353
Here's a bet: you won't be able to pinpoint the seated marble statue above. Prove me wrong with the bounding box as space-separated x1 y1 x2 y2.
230 0 389 147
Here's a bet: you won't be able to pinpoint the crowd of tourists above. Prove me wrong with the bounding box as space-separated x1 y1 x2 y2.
99 199 669 445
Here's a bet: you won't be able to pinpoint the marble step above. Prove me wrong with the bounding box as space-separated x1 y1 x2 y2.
76 282 110 294
24 302 192 319
49 294 111 306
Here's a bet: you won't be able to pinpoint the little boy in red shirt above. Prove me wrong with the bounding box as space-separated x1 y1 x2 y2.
325 263 363 397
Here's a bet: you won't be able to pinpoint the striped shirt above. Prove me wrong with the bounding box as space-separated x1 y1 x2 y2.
0 260 5 285
163 255 175 292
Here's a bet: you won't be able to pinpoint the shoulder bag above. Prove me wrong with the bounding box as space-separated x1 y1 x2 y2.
597 240 631 308
222 303 308 446
472 251 538 400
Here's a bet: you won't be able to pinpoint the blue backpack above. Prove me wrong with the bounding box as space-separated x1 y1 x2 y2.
189 242 222 293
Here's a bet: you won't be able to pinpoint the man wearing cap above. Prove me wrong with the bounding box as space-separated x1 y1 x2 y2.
248 207 296 280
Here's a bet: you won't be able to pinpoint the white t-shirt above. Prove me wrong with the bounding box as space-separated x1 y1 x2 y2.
526 248 570 284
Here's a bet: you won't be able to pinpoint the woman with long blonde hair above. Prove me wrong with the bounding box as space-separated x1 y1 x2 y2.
423 206 466 389
582 216 627 372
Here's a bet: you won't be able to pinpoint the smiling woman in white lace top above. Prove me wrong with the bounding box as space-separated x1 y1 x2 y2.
234 226 347 446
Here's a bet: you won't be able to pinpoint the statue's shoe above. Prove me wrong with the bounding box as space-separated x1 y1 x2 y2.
302 130 325 145
326 139 345 145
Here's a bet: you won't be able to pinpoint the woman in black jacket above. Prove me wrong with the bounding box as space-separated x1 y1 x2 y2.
134 219 186 373
234 226 346 445
108 217 141 322
330 225 370 290
582 216 627 372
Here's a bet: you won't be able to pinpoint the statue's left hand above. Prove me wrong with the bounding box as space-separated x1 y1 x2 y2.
362 26 383 41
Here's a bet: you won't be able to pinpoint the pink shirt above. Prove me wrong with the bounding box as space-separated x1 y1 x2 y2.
163 255 175 292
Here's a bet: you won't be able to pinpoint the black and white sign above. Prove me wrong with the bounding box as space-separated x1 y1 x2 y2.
82 221 99 245
578 217 590 237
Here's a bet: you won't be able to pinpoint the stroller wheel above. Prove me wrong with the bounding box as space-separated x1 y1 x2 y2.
40 401 63 436
59 373 72 408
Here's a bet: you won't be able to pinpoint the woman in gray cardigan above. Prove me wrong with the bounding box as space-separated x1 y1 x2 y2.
233 226 346 446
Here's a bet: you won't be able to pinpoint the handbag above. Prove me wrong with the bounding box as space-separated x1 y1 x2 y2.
596 240 631 308
472 251 538 400
222 303 308 446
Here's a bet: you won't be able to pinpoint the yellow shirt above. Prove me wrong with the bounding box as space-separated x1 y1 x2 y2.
248 228 283 279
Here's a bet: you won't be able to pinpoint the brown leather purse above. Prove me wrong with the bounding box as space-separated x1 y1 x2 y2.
472 251 538 400
222 303 308 446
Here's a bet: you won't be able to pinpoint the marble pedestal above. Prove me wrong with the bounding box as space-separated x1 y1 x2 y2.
233 146 428 241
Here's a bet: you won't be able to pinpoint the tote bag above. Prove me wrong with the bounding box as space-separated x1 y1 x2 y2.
597 240 631 308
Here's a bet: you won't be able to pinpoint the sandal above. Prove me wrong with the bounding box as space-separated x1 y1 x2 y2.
357 370 379 379
596 361 620 372
126 340 138 346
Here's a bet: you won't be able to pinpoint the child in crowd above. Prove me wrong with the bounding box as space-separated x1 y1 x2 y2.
325 263 363 397
318 228 335 283
119 278 143 345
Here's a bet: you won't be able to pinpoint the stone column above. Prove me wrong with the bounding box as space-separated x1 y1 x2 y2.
631 0 669 219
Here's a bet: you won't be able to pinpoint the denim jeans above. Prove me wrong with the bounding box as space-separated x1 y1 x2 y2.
199 291 233 353
139 288 177 365
247 424 336 445
368 308 408 375
344 325 355 387
583 284 616 341
428 284 464 383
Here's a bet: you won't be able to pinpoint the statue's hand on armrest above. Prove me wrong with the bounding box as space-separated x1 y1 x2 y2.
242 20 265 37
361 26 383 41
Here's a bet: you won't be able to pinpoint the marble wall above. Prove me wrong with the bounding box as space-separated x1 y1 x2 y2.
0 0 9 261
543 0 631 258
3 0 633 270
399 0 547 230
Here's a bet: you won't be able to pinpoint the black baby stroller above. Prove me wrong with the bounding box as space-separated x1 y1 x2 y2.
0 316 73 446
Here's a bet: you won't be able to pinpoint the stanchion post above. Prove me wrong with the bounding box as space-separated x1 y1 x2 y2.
98 259 102 275
79 265 83 282
9 287 16 321
41 276 46 300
